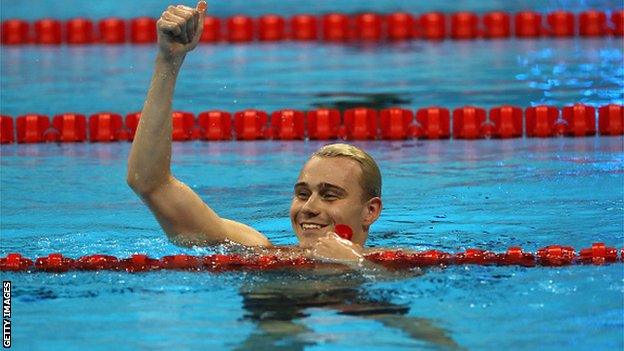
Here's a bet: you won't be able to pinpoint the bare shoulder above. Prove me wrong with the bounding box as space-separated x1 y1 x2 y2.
138 177 271 247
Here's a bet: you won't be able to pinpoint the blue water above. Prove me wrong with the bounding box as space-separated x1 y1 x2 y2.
1 139 623 350
1 0 624 350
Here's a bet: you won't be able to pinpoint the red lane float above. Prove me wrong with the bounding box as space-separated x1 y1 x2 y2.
0 254 33 271
130 17 157 44
171 111 196 141
452 106 487 139
515 11 543 38
613 10 624 36
355 13 383 41
380 108 415 140
34 253 75 272
125 112 141 140
307 108 341 140
291 14 318 41
546 11 575 37
416 107 451 139
119 254 162 272
483 12 511 38
16 114 50 143
322 13 351 42
2 104 621 144
1 243 622 272
498 247 536 267
35 19 62 44
343 108 378 140
198 110 232 140
387 13 416 41
451 12 479 40
0 115 14 144
161 254 203 270
89 113 124 142
536 245 576 266
66 18 94 44
420 12 446 40
99 18 126 44
270 109 305 140
579 243 618 264
76 254 119 270
200 16 222 42
234 109 269 140
227 16 254 42
258 15 286 41
489 105 523 138
579 10 608 36
3 11 622 46
598 104 623 135
51 113 87 142
525 105 559 137
1 19 29 45
562 104 596 137
454 249 499 265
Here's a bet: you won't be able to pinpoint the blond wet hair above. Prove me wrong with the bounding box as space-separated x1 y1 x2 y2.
311 143 382 201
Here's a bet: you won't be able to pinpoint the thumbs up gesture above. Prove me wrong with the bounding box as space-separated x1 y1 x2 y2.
157 1 207 59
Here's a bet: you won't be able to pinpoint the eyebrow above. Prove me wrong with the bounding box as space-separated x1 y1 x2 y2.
294 182 347 193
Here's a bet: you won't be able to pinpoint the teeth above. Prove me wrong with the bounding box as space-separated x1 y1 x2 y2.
301 224 323 230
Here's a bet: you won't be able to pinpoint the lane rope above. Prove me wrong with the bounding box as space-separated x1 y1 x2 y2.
1 243 621 272
1 104 622 144
1 10 623 45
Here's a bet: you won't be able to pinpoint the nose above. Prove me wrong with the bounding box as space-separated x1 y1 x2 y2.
301 193 321 217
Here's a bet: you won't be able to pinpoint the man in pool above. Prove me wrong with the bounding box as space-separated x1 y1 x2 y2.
127 1 382 263
127 3 460 348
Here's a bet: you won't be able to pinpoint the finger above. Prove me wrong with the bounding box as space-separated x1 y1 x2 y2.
162 12 188 43
197 0 207 13
174 5 195 43
171 6 193 43
159 18 182 37
186 10 197 43
189 11 199 42
174 4 195 12
196 1 207 38
324 232 341 241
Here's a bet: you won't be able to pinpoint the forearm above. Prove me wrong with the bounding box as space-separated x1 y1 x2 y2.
127 53 185 193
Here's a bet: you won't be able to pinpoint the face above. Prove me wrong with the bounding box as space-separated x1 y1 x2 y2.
290 156 382 247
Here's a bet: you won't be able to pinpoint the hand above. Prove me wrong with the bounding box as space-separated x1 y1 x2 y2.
157 1 206 59
310 232 364 263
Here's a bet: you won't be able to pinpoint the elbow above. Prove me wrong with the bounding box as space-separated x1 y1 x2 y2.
126 170 152 196
127 170 171 196
126 171 142 193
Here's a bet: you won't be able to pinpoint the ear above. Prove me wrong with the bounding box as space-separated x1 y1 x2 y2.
362 197 382 226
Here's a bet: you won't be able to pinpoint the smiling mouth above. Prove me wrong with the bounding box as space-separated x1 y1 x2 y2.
300 223 328 232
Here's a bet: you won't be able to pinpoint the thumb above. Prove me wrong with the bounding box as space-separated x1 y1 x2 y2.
196 0 207 13
194 1 207 40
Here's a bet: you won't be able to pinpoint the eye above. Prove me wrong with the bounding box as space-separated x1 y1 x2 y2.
295 191 309 199
322 193 338 200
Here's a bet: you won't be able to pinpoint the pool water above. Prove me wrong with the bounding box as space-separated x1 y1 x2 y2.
1 0 624 350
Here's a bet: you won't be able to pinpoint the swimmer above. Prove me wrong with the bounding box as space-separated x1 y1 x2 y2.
127 1 379 263
127 3 461 348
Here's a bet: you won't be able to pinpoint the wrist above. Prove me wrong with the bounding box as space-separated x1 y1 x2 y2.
155 52 185 71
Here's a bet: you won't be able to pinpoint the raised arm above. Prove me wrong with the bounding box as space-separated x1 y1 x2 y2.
127 1 270 248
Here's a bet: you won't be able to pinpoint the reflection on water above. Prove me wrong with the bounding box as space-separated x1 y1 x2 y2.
234 266 460 350
311 92 412 111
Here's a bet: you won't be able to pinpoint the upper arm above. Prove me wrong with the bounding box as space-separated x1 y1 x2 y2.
136 176 271 247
